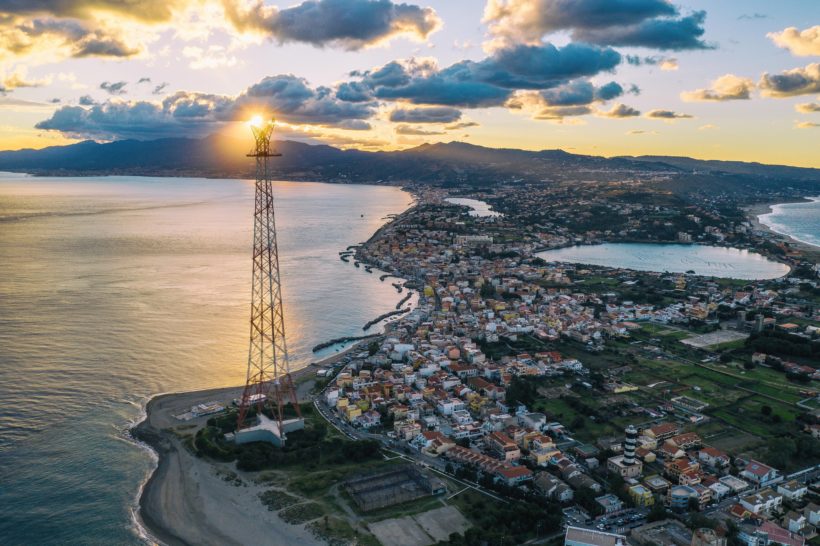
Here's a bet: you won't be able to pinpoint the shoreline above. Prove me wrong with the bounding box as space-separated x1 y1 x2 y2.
129 340 371 546
744 198 820 254
128 195 411 545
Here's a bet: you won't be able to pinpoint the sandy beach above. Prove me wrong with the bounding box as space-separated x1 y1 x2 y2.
131 342 370 546
744 202 820 259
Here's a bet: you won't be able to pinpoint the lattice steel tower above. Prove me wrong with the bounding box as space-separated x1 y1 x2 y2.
237 118 301 432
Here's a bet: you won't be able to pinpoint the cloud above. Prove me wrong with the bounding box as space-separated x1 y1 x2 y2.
0 67 49 94
138 77 152 84
35 74 378 140
681 74 754 101
394 124 444 135
626 129 656 135
152 83 169 95
598 103 640 118
505 80 625 121
0 17 143 61
573 11 709 51
389 106 461 123
645 109 693 120
738 13 767 21
759 63 820 97
365 43 621 108
483 0 709 51
444 121 479 130
795 121 819 129
767 26 820 57
78 95 96 105
222 0 441 50
698 124 718 130
625 55 677 70
796 102 820 113
100 81 127 95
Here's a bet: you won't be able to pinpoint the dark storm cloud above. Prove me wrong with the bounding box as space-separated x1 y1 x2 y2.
389 106 461 123
222 0 441 50
573 11 710 50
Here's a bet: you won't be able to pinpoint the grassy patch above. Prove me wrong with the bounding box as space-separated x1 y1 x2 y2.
279 502 326 524
259 490 300 511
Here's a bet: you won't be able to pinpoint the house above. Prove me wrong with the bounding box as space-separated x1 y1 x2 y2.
665 458 700 484
629 484 655 507
804 503 820 527
644 422 681 442
740 460 782 487
737 520 805 546
485 432 521 462
698 447 730 469
740 488 783 517
720 475 751 494
777 480 808 502
495 465 533 486
669 432 701 450
534 472 574 502
781 511 812 536
595 493 624 514
668 485 698 511
564 526 627 546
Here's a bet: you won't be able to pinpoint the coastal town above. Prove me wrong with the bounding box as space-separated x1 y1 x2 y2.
305 186 820 546
132 181 820 546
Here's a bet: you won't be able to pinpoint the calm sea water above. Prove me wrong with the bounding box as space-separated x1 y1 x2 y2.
758 197 820 249
0 174 413 545
537 243 790 280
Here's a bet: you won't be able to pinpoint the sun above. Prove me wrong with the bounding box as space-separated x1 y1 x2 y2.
248 115 264 128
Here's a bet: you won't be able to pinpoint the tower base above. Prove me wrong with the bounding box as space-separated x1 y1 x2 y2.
232 414 305 447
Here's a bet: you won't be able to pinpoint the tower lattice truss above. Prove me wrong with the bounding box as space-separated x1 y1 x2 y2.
237 119 301 431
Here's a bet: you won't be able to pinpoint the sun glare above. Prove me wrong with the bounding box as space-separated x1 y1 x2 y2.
249 115 264 128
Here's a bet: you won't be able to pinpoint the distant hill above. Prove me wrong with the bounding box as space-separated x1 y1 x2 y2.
1 136 819 197
623 154 820 181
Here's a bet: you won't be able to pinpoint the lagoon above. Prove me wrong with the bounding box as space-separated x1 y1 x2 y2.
537 243 789 280
445 197 502 218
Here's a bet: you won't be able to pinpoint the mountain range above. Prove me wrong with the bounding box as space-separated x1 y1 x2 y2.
1 135 819 197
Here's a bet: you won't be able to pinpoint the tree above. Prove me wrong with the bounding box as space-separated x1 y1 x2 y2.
761 405 772 417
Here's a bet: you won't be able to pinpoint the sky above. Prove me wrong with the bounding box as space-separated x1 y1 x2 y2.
0 0 819 167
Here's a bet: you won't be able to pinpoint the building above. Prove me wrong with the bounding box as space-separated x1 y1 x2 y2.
596 493 625 514
631 519 693 546
740 460 781 487
629 484 655 507
608 425 643 478
691 528 727 546
777 480 808 502
740 488 783 517
564 526 627 546
668 485 698 511
534 472 574 502
486 431 521 462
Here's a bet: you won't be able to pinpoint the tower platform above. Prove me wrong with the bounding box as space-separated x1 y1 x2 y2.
233 414 305 447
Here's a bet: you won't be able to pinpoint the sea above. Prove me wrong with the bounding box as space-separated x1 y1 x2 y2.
758 197 820 249
0 174 414 545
